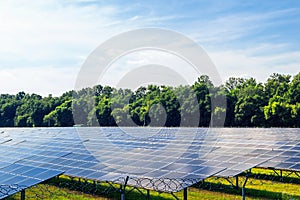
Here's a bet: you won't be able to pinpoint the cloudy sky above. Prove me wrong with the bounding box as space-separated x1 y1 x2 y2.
0 0 300 96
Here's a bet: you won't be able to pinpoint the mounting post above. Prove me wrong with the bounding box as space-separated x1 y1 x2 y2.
236 176 239 188
147 189 150 200
242 188 245 200
21 190 25 200
183 187 188 200
241 175 249 200
121 176 129 200
121 188 125 200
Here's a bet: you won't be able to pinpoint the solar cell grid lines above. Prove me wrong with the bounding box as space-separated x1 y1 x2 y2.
1 127 300 196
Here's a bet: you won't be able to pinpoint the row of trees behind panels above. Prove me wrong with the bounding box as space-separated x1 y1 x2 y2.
0 73 299 128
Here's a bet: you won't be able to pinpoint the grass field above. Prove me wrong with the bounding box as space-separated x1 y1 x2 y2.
7 168 300 200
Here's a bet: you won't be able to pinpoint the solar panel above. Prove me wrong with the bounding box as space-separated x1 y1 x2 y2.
256 129 300 170
0 127 226 192
0 129 67 198
0 164 62 199
1 127 300 194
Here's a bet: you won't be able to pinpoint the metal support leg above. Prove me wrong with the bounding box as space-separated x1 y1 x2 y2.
170 193 180 200
241 175 249 200
21 190 25 200
280 170 283 181
236 176 239 188
120 176 129 200
242 188 245 200
121 189 125 200
183 187 188 200
147 189 150 200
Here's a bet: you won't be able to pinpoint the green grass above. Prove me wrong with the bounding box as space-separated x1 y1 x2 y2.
7 168 300 200
8 184 263 200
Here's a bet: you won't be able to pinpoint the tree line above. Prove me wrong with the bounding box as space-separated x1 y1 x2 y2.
0 73 299 128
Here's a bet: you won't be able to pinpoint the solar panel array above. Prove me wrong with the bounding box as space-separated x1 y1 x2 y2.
256 129 300 171
0 127 300 196
0 129 64 199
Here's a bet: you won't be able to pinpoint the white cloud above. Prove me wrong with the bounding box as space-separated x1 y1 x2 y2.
0 1 299 95
0 0 124 66
100 50 200 88
183 8 300 83
209 47 300 83
189 9 296 45
0 66 79 96
0 0 147 95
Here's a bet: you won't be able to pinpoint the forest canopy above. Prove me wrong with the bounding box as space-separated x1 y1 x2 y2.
1 72 299 128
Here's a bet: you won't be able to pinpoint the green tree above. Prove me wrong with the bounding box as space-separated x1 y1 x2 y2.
0 100 19 127
44 100 74 127
193 75 213 127
264 73 291 100
234 78 266 127
289 72 300 104
264 99 296 127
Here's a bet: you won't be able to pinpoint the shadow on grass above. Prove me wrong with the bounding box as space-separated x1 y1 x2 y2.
46 176 175 200
48 176 300 200
7 175 300 200
196 181 300 200
240 171 300 184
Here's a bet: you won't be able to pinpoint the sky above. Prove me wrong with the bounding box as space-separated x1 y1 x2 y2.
0 0 300 96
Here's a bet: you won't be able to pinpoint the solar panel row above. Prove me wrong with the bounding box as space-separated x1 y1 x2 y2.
0 127 300 195
0 163 62 199
0 129 68 198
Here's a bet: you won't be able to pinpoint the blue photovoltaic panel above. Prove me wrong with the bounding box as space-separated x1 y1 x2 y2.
1 127 300 193
0 163 63 199
0 128 66 199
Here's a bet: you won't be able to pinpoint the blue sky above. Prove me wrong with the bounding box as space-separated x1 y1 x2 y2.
0 0 300 96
